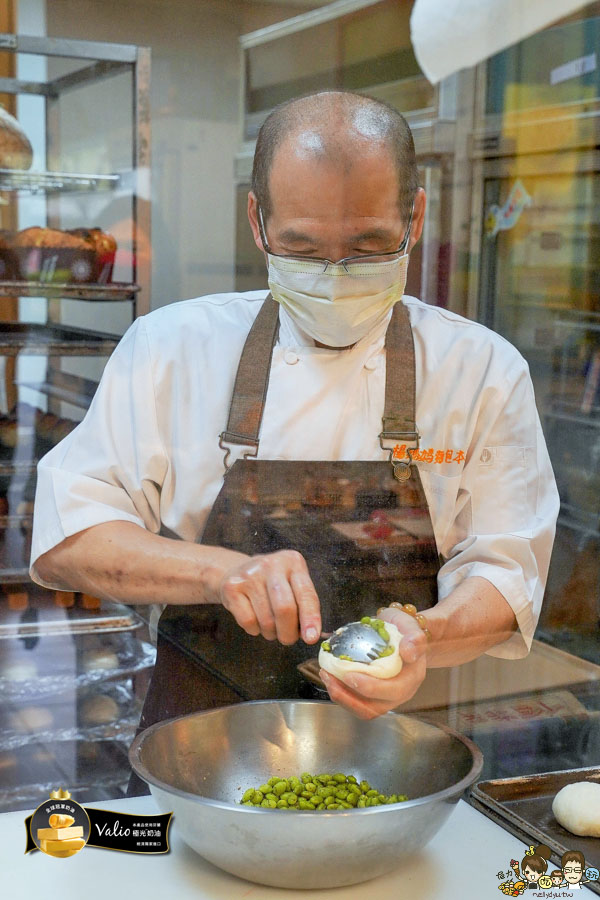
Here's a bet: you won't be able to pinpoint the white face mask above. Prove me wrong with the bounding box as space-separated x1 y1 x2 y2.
267 253 409 347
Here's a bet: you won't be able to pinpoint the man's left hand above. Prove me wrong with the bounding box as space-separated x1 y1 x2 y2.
319 609 428 719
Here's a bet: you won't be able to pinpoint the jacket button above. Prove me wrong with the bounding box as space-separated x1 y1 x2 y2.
284 349 299 365
364 356 378 371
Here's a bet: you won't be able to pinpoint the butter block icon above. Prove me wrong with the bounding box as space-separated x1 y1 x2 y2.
37 826 84 841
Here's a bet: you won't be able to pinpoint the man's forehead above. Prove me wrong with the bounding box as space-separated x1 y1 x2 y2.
268 138 400 219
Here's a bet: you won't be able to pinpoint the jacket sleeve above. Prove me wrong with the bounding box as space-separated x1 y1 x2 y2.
30 317 168 588
436 356 560 658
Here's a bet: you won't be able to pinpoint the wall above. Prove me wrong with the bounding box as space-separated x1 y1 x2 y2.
43 0 319 310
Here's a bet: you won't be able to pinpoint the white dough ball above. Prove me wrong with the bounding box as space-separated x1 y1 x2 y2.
319 621 403 680
552 781 600 837
1 660 37 681
80 694 119 725
9 706 53 733
82 649 119 673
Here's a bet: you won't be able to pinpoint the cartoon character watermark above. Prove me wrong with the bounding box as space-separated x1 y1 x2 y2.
496 844 599 896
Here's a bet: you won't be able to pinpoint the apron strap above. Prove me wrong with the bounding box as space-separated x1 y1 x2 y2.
219 293 280 469
220 295 418 472
380 300 419 446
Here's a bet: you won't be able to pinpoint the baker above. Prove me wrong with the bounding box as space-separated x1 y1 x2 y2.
30 91 559 728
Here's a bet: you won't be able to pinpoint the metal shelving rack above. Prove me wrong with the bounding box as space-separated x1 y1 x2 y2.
0 34 154 813
0 33 150 582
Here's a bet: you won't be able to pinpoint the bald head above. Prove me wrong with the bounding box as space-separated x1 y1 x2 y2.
252 91 418 224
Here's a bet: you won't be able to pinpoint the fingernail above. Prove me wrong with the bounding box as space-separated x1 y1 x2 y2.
346 677 359 690
305 627 317 641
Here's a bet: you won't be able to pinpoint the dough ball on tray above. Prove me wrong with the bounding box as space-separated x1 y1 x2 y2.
552 781 600 837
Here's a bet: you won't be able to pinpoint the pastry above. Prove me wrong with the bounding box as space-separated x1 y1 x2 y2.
1 659 37 681
68 227 117 255
54 591 75 608
6 591 28 610
80 693 119 725
319 619 403 680
13 226 93 250
0 751 16 773
9 706 53 733
80 593 101 610
0 418 18 448
552 781 600 837
82 648 119 672
0 106 33 169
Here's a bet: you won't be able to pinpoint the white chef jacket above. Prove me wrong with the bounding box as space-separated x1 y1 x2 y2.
30 292 560 658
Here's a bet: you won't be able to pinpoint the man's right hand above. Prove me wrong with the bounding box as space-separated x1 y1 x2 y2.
219 549 322 646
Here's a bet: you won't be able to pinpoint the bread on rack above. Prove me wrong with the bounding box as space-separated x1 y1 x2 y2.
13 226 93 250
0 106 33 170
67 227 117 254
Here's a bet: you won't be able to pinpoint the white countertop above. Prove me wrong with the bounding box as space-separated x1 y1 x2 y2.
4 795 596 898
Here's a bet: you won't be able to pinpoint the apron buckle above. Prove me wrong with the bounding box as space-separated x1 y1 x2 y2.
378 428 420 483
218 432 259 472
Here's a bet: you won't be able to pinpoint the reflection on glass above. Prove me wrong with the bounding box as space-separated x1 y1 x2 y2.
480 6 599 673
245 0 433 127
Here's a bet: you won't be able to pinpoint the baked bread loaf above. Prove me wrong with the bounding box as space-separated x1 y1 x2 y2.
13 226 93 250
0 106 33 170
68 227 116 255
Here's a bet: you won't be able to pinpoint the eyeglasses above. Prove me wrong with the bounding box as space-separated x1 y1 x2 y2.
257 203 414 274
564 868 582 874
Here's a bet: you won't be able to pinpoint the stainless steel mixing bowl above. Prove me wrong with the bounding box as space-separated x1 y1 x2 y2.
129 700 482 889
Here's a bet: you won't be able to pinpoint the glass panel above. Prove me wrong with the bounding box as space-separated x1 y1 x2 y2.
245 0 433 124
486 6 600 115
478 163 600 669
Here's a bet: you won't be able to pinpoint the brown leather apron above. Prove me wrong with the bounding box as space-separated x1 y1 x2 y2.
137 296 441 728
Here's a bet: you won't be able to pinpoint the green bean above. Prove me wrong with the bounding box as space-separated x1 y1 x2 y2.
239 771 408 810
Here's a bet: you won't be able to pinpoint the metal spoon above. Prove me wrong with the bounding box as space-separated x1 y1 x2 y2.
328 621 388 664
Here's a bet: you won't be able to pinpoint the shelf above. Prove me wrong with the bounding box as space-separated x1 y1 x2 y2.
18 372 98 409
558 504 600 539
0 514 32 529
0 567 30 584
0 460 37 477
546 407 600 427
0 597 143 638
0 323 120 356
0 281 139 301
0 169 120 194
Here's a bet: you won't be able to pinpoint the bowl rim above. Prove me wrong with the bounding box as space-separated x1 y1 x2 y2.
128 699 483 815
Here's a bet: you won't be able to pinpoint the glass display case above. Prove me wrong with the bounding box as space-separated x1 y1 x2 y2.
0 34 153 812
469 5 600 664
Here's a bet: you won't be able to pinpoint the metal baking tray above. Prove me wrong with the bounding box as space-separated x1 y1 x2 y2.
0 322 120 355
470 767 600 895
0 596 144 638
